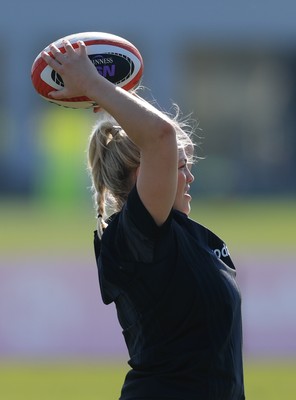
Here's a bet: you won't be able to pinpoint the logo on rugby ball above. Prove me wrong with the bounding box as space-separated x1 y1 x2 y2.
89 53 134 85
51 70 64 87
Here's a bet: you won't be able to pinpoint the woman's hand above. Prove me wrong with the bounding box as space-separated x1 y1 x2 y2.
41 40 99 100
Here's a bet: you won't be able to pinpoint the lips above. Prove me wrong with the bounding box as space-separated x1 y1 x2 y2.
184 185 191 194
184 190 191 202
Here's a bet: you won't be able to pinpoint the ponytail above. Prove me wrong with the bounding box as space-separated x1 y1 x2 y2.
88 115 140 238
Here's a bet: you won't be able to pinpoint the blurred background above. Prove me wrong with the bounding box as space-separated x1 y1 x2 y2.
1 0 296 398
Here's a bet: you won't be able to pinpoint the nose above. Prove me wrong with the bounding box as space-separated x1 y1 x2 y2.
186 166 194 183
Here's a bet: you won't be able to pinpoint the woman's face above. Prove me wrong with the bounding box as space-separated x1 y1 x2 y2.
173 147 194 215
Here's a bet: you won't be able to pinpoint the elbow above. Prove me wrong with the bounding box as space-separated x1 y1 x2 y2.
154 119 178 163
140 117 178 154
157 119 177 144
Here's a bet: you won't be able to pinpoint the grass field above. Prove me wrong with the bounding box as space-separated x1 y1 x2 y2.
0 359 296 399
1 197 296 254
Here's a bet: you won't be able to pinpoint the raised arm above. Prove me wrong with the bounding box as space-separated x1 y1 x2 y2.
42 40 178 225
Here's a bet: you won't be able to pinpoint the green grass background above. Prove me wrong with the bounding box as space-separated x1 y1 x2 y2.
0 359 296 399
1 197 295 254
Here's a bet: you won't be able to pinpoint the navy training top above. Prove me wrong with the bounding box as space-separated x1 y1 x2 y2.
94 186 245 400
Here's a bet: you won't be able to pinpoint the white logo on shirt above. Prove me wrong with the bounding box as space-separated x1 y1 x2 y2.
213 244 230 259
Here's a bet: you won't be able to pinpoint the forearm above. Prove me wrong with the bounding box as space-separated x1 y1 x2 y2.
86 75 176 150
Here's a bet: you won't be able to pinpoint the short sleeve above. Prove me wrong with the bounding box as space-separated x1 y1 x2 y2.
115 185 173 263
95 185 174 304
125 185 172 240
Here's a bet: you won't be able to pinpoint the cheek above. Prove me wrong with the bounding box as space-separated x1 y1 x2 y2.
177 171 186 188
176 172 186 200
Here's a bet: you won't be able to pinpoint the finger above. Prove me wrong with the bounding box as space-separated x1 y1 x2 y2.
48 89 69 100
41 51 62 70
49 44 64 63
63 39 75 54
77 40 87 56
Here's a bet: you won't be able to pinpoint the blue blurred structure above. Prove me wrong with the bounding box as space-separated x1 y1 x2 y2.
1 0 296 197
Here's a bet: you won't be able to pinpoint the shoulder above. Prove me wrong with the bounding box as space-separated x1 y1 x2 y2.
98 186 173 264
171 211 235 268
171 209 209 243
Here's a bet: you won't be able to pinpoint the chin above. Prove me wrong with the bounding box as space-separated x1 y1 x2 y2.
178 203 191 216
174 196 191 215
185 206 191 216
183 198 191 215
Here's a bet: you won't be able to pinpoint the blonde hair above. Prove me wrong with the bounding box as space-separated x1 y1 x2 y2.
88 108 198 238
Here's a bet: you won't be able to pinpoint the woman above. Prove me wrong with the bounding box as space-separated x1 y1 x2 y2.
42 40 245 399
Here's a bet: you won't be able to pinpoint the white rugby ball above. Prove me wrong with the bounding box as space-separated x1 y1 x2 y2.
31 32 144 109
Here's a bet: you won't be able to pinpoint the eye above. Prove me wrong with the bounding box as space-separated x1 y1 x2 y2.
178 158 187 170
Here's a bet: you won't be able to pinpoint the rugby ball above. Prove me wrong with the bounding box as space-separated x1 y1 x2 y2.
31 32 144 109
